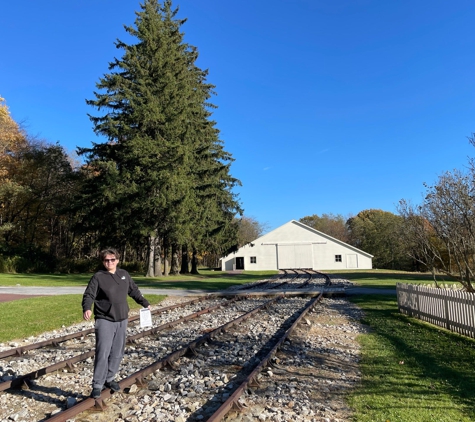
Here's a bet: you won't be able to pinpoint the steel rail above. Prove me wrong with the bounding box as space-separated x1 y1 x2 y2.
0 296 208 359
207 292 323 421
294 269 312 289
316 271 332 286
235 270 286 291
126 298 238 343
44 295 283 422
0 297 236 392
267 269 300 290
305 269 332 287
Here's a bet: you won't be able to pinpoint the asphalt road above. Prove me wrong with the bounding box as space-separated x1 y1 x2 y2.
0 286 210 297
0 285 396 298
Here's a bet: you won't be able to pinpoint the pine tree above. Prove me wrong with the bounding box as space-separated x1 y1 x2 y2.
77 0 241 274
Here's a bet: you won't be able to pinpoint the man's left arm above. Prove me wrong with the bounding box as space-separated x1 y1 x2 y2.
126 271 150 308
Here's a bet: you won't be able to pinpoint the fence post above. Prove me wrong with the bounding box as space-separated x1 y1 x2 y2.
415 285 421 319
444 293 450 331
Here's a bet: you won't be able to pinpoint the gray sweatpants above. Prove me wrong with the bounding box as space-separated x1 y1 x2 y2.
92 318 127 389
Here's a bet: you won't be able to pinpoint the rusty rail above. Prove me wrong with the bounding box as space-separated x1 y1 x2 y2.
0 296 208 359
296 269 313 289
268 269 300 290
316 271 332 286
236 270 286 291
207 292 323 421
0 297 235 392
44 296 283 422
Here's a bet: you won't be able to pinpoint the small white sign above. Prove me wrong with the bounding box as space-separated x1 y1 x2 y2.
140 308 152 328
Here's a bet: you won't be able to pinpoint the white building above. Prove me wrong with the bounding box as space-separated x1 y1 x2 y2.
221 220 373 271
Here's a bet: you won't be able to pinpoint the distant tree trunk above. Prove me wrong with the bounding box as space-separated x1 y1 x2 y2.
163 240 169 276
181 244 189 274
170 243 180 275
153 237 162 277
145 235 155 277
191 246 199 274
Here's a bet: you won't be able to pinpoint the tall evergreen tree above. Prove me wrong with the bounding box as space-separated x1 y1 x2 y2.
77 0 241 274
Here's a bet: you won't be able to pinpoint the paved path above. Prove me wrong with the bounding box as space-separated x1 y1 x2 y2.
0 286 213 303
0 285 396 302
0 286 212 296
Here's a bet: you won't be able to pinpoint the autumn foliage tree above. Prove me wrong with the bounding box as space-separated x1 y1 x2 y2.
0 96 29 244
0 97 77 270
346 209 411 270
299 213 349 242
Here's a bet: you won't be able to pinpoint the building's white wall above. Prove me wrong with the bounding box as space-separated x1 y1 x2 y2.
311 243 371 270
220 220 373 271
221 243 277 271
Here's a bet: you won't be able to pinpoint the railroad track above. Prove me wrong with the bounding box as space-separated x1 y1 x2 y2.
230 269 335 293
0 273 361 422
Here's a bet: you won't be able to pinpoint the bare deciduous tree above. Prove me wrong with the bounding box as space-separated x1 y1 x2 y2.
399 168 475 292
237 216 268 247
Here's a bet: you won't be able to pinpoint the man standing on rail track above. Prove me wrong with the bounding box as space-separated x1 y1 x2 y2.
82 248 151 399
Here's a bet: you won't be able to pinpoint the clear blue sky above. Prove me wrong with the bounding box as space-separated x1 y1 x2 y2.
2 1 475 231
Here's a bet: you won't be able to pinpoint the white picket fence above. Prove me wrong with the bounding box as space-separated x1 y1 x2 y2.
396 283 475 339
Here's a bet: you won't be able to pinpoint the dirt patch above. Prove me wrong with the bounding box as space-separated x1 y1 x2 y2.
0 294 45 303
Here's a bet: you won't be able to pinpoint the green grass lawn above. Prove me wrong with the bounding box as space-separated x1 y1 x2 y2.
0 269 278 290
327 269 457 289
349 294 475 422
0 294 167 343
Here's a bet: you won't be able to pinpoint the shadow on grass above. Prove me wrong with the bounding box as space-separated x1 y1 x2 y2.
0 271 273 290
133 271 273 290
350 294 475 419
133 279 242 291
328 270 458 290
331 270 455 282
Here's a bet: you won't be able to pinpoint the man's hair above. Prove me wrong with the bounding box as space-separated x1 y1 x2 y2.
99 248 120 261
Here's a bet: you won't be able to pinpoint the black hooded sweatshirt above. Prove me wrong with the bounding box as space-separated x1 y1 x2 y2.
82 268 150 322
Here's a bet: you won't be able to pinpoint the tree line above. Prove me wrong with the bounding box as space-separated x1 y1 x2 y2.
0 0 246 275
299 211 412 271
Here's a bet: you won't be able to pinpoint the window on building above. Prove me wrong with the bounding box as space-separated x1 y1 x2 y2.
335 255 342 262
250 256 257 264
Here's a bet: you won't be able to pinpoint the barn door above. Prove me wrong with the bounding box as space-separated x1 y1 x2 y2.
235 257 244 270
294 245 313 268
277 245 295 269
277 244 313 269
346 254 358 268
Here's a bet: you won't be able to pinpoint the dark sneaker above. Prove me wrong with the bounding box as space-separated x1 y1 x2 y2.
105 380 121 392
91 387 102 399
